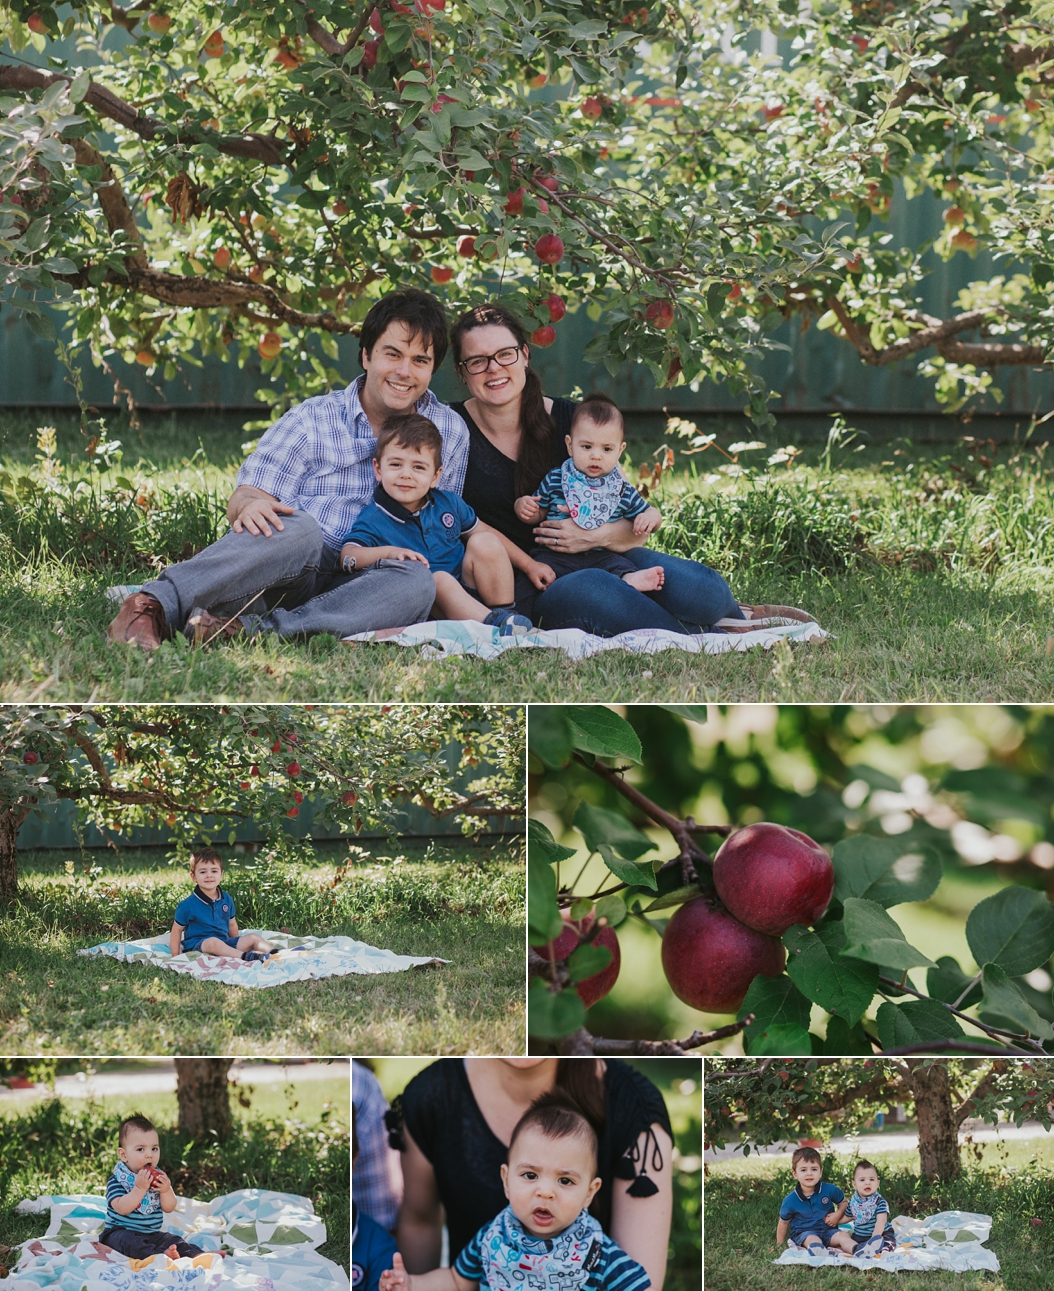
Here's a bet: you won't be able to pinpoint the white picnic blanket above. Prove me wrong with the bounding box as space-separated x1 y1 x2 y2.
78 930 447 987
775 1211 999 1272
10 1188 349 1289
342 617 828 660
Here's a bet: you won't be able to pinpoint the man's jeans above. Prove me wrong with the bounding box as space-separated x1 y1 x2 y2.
141 512 435 640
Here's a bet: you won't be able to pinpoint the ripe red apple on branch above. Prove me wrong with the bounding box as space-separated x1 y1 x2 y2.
533 911 621 1008
661 896 786 1013
712 821 834 936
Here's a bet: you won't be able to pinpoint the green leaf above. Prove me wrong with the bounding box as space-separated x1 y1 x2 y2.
25 310 55 340
527 825 565 945
823 1016 873 1055
876 999 966 1051
832 835 942 908
643 883 703 912
927 956 982 1009
528 817 576 867
567 943 612 981
597 843 657 891
573 801 655 860
783 922 878 1026
748 1023 813 1055
966 886 1054 977
564 705 642 763
68 69 90 104
527 707 574 768
528 980 586 1038
594 894 627 928
658 705 709 724
43 256 76 274
737 973 812 1040
978 963 1054 1039
841 898 937 971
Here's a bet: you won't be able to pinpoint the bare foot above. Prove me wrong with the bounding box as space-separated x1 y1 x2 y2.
165 1245 180 1259
623 566 665 592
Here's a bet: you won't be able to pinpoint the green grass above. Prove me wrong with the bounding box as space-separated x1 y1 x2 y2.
705 1145 1054 1291
2 411 1053 699
0 840 524 1055
0 1093 349 1272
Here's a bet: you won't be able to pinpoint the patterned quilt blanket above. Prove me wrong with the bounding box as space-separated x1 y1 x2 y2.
9 1189 349 1289
774 1211 1000 1272
78 930 447 988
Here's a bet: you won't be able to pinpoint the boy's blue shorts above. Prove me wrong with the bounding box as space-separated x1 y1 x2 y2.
183 934 241 953
794 1227 837 1248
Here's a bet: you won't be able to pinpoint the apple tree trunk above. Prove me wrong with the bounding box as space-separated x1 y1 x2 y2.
175 1059 234 1140
910 1062 961 1180
0 808 30 903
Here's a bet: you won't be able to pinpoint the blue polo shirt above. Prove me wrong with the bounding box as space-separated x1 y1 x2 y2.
344 485 478 577
779 1179 845 1244
173 886 237 946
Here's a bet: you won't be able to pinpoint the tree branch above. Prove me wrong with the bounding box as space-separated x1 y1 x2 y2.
954 1060 1009 1126
877 975 1044 1053
70 138 147 271
298 0 371 58
555 1015 753 1055
881 1039 1018 1056
825 298 1002 366
412 789 510 818
937 339 1048 365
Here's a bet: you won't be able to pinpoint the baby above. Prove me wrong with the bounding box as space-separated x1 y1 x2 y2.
379 1093 651 1290
776 1146 847 1258
829 1160 894 1257
100 1115 206 1262
169 847 274 962
514 393 665 593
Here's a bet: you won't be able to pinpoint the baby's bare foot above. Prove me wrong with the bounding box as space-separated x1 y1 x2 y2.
165 1245 180 1259
623 567 664 592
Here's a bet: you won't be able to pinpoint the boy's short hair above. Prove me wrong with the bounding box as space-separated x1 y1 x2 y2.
791 1146 823 1169
570 392 624 438
119 1114 157 1146
375 413 443 471
853 1158 878 1176
508 1092 599 1174
189 847 222 875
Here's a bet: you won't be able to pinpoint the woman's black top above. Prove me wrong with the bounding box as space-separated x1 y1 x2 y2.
390 1058 672 1266
453 398 575 554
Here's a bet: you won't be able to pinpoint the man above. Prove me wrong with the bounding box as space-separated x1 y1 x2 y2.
107 289 468 648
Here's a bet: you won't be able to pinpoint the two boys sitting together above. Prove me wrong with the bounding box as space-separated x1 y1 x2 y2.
341 391 664 634
778 1147 895 1261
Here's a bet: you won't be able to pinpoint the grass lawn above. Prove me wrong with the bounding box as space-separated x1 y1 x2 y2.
3 411 1053 700
0 1091 349 1272
0 838 524 1055
705 1142 1054 1291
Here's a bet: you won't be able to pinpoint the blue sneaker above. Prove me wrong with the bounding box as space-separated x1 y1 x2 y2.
483 610 533 636
241 951 271 963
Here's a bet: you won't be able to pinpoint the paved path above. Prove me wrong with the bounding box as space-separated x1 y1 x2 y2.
706 1119 1053 1161
0 1059 349 1103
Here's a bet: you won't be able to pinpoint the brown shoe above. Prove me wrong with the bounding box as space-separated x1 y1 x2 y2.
185 606 244 647
107 592 171 651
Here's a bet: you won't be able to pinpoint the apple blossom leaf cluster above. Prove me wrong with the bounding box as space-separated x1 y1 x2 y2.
0 703 523 901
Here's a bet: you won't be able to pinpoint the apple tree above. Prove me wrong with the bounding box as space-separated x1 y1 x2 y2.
0 702 523 902
705 1056 1054 1181
6 1 1054 428
528 705 1054 1057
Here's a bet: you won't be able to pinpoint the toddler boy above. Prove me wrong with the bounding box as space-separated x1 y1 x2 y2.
776 1146 847 1258
342 413 532 635
830 1160 894 1257
100 1115 205 1262
169 847 274 962
379 1094 651 1290
514 393 665 592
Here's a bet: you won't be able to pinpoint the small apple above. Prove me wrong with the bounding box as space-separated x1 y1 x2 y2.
661 896 786 1013
250 764 260 776
361 40 379 71
725 280 743 301
239 781 250 789
526 70 547 89
712 822 834 936
762 104 783 121
276 50 300 70
951 230 978 252
258 332 282 360
457 235 476 258
248 264 265 283
23 751 39 766
943 205 966 226
844 256 863 273
287 806 299 818
542 292 565 322
342 791 358 805
536 198 550 215
504 186 526 215
850 34 868 53
136 348 155 366
390 0 412 11
534 233 564 265
332 199 349 217
293 790 304 804
147 13 171 35
533 911 621 1008
432 94 457 113
530 324 556 347
165 814 177 827
430 265 453 283
203 30 224 58
581 96 603 120
537 174 560 193
645 300 674 329
287 761 301 777
213 246 231 270
27 13 47 34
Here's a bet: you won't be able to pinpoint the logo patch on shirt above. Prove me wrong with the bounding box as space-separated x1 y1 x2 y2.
351 1263 364 1288
821 1196 830 1206
222 904 229 914
441 511 457 528
583 1239 602 1273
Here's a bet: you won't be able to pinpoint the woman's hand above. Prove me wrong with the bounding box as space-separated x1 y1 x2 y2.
514 494 544 523
525 559 555 590
633 506 662 536
534 514 645 554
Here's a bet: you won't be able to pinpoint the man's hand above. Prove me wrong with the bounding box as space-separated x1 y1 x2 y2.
633 505 662 535
525 559 555 590
229 485 295 538
134 1168 155 1192
380 1252 412 1291
515 494 544 523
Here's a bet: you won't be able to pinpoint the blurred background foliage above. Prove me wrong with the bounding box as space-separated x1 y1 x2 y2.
528 705 1054 1049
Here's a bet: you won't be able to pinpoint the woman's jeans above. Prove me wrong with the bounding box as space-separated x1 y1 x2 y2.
523 548 744 636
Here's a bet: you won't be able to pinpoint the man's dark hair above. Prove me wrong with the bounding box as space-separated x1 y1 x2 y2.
508 1092 599 1174
375 413 443 470
570 391 624 437
359 289 449 369
791 1146 823 1169
853 1159 878 1177
189 846 222 874
119 1114 157 1146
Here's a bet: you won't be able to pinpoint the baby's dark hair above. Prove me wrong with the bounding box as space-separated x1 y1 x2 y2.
791 1146 822 1169
853 1159 878 1177
570 391 624 438
375 413 443 470
119 1114 157 1146
508 1092 599 1174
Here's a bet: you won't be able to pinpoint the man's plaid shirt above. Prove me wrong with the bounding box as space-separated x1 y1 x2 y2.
236 376 469 549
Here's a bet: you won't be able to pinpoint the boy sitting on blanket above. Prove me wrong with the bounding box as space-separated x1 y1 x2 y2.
832 1160 895 1257
379 1093 650 1291
169 847 274 963
776 1146 847 1260
101 1115 211 1263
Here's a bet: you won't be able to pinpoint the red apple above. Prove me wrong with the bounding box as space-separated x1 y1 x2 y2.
762 104 783 120
147 13 171 35
250 765 260 776
287 806 299 818
248 264 265 283
661 897 786 1013
537 174 560 193
943 206 966 226
23 751 39 765
287 761 301 777
361 40 379 70
504 186 526 215
534 233 564 265
342 791 358 805
530 324 556 347
293 791 304 804
951 230 978 252
203 30 224 58
432 94 457 113
725 281 743 301
536 198 550 215
457 235 476 257
844 256 862 273
332 199 350 216
430 265 453 283
542 292 565 322
258 332 282 360
581 96 603 119
645 300 674 328
27 14 47 34
136 349 156 367
533 912 621 1009
213 246 231 270
712 822 833 936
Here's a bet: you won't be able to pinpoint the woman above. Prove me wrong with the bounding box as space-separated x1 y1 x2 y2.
451 303 805 635
393 1058 674 1289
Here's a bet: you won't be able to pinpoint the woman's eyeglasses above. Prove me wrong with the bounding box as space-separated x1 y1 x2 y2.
458 346 523 375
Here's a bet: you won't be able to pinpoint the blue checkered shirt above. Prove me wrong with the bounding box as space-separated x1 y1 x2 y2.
236 377 469 549
353 1061 401 1231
